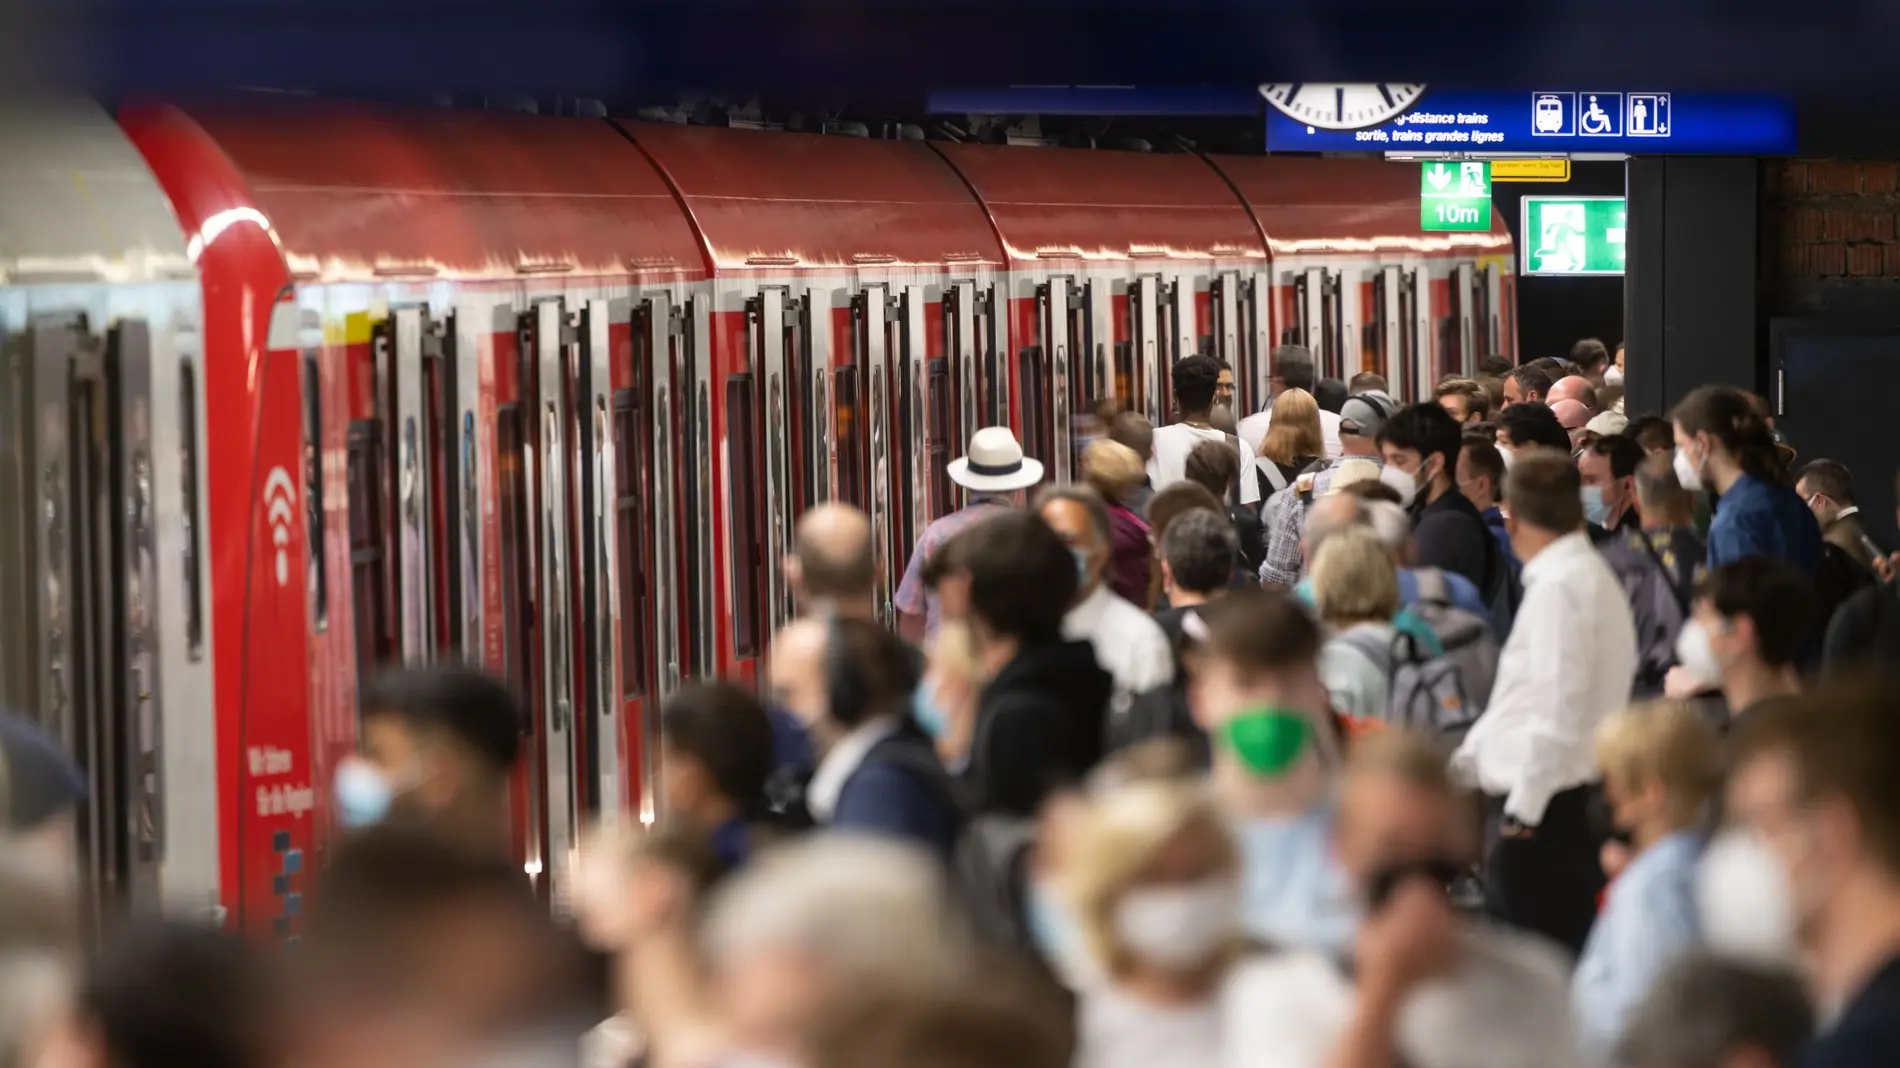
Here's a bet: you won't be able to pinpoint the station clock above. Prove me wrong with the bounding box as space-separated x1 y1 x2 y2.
1259 83 1427 130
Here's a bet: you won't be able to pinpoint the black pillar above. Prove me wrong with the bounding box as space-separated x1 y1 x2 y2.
1624 157 1761 415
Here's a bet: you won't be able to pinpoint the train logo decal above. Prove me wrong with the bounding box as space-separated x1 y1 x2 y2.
264 467 296 587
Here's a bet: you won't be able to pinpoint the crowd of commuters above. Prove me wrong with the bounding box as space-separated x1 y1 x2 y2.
9 337 1900 1068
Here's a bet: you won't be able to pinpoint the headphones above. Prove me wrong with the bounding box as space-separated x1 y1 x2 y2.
824 614 872 728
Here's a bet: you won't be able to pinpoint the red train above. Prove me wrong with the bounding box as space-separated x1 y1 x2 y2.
0 93 1515 938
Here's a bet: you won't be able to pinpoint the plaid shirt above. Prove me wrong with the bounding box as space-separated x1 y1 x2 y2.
894 496 1012 638
1257 455 1384 588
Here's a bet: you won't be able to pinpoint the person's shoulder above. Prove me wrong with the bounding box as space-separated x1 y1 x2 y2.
1460 921 1575 991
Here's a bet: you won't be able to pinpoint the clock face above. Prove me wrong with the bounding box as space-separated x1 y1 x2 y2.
1259 83 1428 131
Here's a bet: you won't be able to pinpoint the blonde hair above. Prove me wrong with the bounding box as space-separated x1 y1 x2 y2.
1310 527 1400 623
1594 701 1722 826
1082 439 1145 500
1260 388 1324 466
1061 780 1237 978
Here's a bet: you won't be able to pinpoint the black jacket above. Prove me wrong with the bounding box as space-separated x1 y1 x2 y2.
1413 488 1496 602
964 639 1113 816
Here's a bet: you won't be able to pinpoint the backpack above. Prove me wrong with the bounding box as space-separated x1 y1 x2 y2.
1337 621 1482 748
1253 456 1290 507
1406 568 1500 714
1478 528 1522 640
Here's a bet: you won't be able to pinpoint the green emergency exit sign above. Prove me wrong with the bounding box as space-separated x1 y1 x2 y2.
1420 161 1492 232
1521 196 1628 276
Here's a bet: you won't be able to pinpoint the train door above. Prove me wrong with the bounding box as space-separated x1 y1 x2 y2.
617 293 676 823
1129 275 1164 424
1035 278 1075 483
1442 263 1476 382
571 300 624 820
1166 276 1195 376
417 311 480 660
747 288 797 633
1290 268 1327 377
1477 265 1503 366
1375 266 1408 401
893 286 930 567
386 308 435 664
852 286 893 623
517 299 579 907
1 317 166 932
1409 268 1433 402
945 280 982 485
1211 272 1244 411
1245 274 1270 409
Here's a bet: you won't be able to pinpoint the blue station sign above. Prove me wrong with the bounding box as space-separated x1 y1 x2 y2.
1263 89 1796 155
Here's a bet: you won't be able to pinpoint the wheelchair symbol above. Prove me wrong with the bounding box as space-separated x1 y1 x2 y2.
1578 93 1623 137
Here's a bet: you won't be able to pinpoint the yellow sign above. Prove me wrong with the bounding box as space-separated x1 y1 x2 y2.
1490 159 1571 182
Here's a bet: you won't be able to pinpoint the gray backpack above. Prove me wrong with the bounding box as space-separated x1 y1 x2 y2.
1338 604 1484 745
1403 568 1499 715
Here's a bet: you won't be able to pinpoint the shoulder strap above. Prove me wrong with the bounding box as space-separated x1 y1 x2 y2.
1256 457 1290 494
1337 627 1396 672
1635 533 1693 617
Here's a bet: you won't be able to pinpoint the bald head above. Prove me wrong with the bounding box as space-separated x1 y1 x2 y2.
1300 492 1367 558
1551 398 1591 432
1547 376 1598 410
792 504 875 616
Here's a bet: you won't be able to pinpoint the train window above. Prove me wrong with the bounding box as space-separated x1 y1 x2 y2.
179 361 205 660
495 404 533 717
612 390 647 698
302 353 327 630
834 365 863 507
346 420 392 683
726 376 762 659
1114 340 1135 407
1018 346 1048 463
926 357 952 520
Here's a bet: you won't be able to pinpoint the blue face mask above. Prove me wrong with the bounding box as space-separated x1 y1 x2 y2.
911 685 949 739
1293 578 1315 606
1024 881 1090 987
333 758 394 829
1581 485 1609 527
1071 547 1091 583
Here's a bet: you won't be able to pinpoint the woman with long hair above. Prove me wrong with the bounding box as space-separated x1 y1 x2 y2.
1252 389 1327 506
1670 385 1820 573
1083 439 1154 605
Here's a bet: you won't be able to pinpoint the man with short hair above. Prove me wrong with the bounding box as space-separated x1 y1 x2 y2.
339 665 524 857
1148 354 1261 504
1666 556 1813 721
1496 402 1572 456
1458 434 1514 565
1569 338 1612 382
1796 458 1882 572
768 616 959 857
1259 410 1387 588
895 426 1043 643
1702 678 1900 1067
659 683 780 868
1214 357 1237 411
1434 378 1489 425
1227 731 1586 1068
1453 450 1637 954
1378 403 1497 601
1156 508 1240 626
1616 955 1812 1068
1037 485 1173 706
1238 344 1344 460
1193 588 1355 952
788 503 876 619
1599 453 1707 698
1501 365 1552 406
957 511 1113 815
1479 354 1516 378
1579 432 1645 539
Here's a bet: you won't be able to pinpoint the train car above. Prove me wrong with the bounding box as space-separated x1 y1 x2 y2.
0 99 220 932
0 95 1517 940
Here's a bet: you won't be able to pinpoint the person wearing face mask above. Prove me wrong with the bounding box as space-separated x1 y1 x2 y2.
1664 556 1813 724
766 616 960 858
1452 450 1638 955
1570 337 1612 385
334 666 523 857
1795 459 1883 573
1191 589 1356 954
1038 485 1175 710
1598 453 1707 699
1227 731 1585 1068
1459 433 1519 572
1607 342 1626 388
914 622 982 774
1377 404 1502 610
1699 678 1900 1067
1578 432 1644 542
1572 700 1722 1058
1672 386 1821 575
656 684 779 870
955 511 1114 816
1063 777 1246 1068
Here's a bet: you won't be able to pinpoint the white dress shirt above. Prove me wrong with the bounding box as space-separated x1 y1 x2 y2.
1236 407 1344 462
1453 530 1638 825
1223 924 1589 1068
1147 422 1263 505
1064 584 1176 702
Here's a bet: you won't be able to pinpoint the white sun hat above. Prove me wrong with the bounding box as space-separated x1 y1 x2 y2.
947 426 1045 492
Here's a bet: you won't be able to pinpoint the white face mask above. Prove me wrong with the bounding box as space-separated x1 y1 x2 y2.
1605 365 1625 387
1381 465 1419 509
1496 444 1516 470
1673 618 1725 687
1114 878 1238 970
1697 829 1800 964
1673 445 1705 493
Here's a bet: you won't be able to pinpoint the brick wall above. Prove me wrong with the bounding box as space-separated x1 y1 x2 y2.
1766 160 1900 312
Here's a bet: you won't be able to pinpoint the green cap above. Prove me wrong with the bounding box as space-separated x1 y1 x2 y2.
1217 707 1311 777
